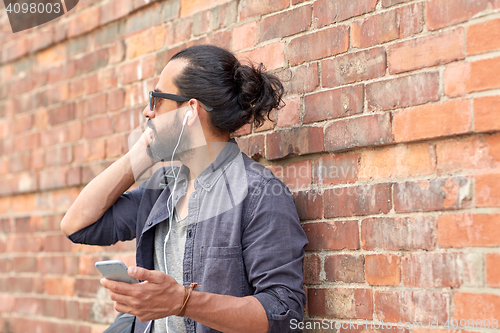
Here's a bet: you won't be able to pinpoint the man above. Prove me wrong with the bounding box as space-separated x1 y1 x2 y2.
61 45 308 333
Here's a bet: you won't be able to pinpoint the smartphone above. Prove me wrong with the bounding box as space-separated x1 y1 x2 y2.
95 260 139 284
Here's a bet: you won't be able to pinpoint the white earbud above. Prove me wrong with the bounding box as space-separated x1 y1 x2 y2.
182 110 193 126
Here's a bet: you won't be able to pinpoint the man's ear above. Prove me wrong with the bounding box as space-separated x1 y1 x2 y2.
186 100 200 127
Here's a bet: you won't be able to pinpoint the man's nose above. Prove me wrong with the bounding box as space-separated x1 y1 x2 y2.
143 105 155 119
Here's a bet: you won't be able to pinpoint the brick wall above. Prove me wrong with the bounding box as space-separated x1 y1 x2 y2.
1 0 500 332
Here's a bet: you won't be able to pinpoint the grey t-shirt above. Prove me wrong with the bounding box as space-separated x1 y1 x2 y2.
152 208 188 333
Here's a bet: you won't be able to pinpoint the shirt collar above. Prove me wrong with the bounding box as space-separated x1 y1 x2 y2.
197 139 242 192
162 139 241 192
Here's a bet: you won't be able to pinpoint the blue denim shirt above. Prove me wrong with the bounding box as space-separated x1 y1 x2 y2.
68 140 308 333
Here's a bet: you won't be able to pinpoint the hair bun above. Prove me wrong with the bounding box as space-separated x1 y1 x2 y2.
234 62 284 128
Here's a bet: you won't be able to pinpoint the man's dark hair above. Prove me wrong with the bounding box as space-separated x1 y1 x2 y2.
170 45 284 133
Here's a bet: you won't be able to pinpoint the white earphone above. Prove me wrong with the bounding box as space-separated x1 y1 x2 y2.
183 110 193 126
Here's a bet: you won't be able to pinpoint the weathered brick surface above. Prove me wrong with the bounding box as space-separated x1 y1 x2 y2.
304 85 363 124
394 176 472 212
322 47 386 88
2 0 500 330
324 113 394 151
324 183 391 218
365 254 401 286
375 290 449 323
366 72 440 111
361 216 437 250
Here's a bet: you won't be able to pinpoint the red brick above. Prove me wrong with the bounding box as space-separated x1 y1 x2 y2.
360 143 435 180
362 216 437 251
476 172 500 207
239 0 289 20
304 85 363 124
254 110 276 133
192 9 212 36
83 116 113 139
260 5 312 42
375 290 449 323
106 135 124 158
322 47 386 88
68 7 100 38
394 176 472 212
39 166 68 191
83 73 99 95
236 42 285 71
403 253 479 288
113 109 140 133
127 25 167 59
74 277 101 298
234 134 265 160
180 0 232 18
304 220 359 250
277 97 300 127
382 0 413 7
12 256 37 273
294 190 323 220
288 25 349 66
475 95 500 132
461 56 500 94
266 126 323 160
388 28 464 74
9 153 31 173
324 113 393 151
13 113 33 134
69 79 84 99
352 3 423 48
74 48 109 76
48 104 76 126
438 213 500 248
45 146 73 166
393 99 471 142
232 21 257 52
313 153 358 186
468 17 500 56
110 40 126 64
74 139 106 163
125 3 162 35
278 62 319 96
100 0 133 26
308 288 373 319
366 72 439 111
426 0 498 31
436 134 500 174
45 277 76 296
15 132 39 151
67 166 82 187
304 253 321 285
324 183 391 218
108 89 125 111
366 254 400 286
486 253 500 287
313 0 378 27
325 255 364 283
284 160 311 190
454 292 500 322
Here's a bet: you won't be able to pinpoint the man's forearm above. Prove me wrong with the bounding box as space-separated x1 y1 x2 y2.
60 148 152 236
184 292 269 333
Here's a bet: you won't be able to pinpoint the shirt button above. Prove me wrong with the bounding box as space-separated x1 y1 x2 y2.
187 318 192 324
193 193 197 198
187 230 192 238
184 273 189 281
147 221 152 226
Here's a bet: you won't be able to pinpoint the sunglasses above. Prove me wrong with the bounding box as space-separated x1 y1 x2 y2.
149 91 213 112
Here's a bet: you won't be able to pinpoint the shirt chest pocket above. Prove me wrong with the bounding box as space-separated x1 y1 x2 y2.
200 245 244 296
201 245 241 260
